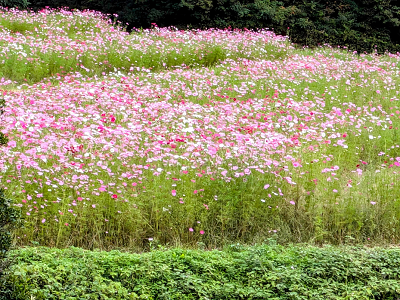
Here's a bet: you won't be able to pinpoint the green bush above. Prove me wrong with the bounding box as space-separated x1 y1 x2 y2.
3 244 400 299
0 191 19 259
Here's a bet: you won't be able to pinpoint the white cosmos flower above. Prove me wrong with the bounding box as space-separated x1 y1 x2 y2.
182 127 194 133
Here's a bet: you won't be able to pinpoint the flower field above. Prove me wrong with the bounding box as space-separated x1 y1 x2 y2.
1 8 400 250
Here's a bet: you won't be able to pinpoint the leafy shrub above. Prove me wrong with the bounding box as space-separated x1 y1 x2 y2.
3 244 400 299
0 191 19 259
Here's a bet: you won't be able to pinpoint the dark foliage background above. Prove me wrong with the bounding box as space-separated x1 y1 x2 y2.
3 0 400 53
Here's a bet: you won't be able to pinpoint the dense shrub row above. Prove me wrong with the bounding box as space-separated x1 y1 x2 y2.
3 0 400 54
1 244 400 299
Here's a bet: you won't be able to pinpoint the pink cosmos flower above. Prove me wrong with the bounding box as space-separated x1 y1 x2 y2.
8 140 16 148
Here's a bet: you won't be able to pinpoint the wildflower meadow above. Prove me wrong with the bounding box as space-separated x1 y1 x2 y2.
1 7 400 251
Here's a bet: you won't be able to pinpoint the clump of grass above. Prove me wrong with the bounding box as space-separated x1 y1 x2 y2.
0 19 38 34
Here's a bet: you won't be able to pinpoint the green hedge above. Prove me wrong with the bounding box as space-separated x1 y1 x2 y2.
6 0 399 54
2 244 400 299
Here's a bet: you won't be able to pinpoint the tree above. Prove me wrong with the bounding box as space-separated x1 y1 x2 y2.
0 0 30 9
